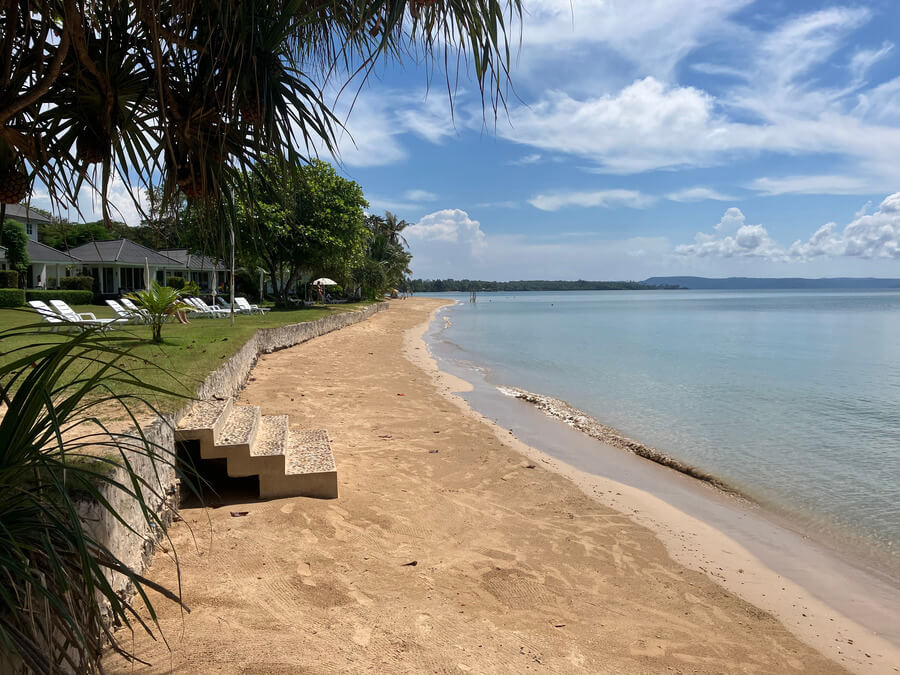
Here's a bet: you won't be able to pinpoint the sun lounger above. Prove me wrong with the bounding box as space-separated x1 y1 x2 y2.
235 297 270 314
27 300 67 332
186 297 230 317
106 299 146 324
215 296 253 314
49 300 125 329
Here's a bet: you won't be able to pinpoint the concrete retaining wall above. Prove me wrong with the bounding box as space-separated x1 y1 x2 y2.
81 302 388 603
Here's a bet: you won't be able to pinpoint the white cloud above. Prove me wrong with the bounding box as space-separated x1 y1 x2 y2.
676 208 784 260
474 200 519 209
404 189 438 202
848 42 893 84
748 174 876 196
788 192 900 260
666 187 737 202
676 193 900 263
508 153 542 166
529 188 655 211
330 93 407 168
407 209 486 253
29 174 149 227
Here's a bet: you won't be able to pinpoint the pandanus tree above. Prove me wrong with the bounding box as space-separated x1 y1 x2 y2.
0 0 522 671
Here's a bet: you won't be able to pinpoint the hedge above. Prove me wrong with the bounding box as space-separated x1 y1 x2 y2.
60 275 94 291
166 276 185 289
0 288 25 308
0 270 18 288
25 289 93 305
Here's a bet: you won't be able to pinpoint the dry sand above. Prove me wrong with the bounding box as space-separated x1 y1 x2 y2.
107 298 873 673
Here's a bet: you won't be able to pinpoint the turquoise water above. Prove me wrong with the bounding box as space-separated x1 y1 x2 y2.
428 290 900 575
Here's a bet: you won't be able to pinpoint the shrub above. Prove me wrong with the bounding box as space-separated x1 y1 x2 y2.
25 289 94 305
166 276 185 289
0 270 19 288
0 288 25 307
60 275 94 291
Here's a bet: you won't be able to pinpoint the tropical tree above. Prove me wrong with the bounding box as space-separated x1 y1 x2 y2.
357 211 413 298
0 0 521 223
237 157 369 306
0 219 30 273
126 282 193 343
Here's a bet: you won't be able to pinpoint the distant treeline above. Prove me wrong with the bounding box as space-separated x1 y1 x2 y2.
407 279 680 292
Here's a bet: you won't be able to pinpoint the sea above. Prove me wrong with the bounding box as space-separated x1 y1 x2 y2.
424 290 900 583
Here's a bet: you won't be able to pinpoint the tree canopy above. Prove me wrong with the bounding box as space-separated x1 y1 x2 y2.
0 219 30 272
236 157 369 305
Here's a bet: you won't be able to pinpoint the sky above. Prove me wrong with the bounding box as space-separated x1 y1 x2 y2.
36 0 900 281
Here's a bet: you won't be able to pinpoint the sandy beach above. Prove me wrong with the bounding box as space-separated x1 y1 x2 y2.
106 298 891 673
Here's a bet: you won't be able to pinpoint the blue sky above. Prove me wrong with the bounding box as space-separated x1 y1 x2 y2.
335 0 900 280
40 1 900 281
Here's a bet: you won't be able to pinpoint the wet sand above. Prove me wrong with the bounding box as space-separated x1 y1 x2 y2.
106 298 879 673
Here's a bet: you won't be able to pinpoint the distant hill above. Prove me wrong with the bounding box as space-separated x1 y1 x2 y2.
643 276 900 290
408 279 678 292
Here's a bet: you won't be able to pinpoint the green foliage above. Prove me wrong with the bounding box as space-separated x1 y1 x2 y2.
408 279 674 292
357 212 412 299
60 275 94 291
0 288 24 307
165 276 185 290
25 289 94 304
0 269 18 288
126 282 191 343
236 157 368 306
0 325 193 673
0 220 30 272
40 221 113 250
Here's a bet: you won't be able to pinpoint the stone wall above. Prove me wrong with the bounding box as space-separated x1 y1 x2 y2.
81 302 388 602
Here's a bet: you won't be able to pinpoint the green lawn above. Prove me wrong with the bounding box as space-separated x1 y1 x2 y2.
0 302 374 412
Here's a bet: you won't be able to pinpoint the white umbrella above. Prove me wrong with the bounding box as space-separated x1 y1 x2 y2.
211 266 217 299
144 257 151 289
40 264 47 289
312 277 338 286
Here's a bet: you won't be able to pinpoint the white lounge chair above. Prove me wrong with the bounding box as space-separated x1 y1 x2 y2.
49 300 124 329
235 297 270 315
27 300 67 332
106 299 146 324
186 297 229 318
215 296 252 314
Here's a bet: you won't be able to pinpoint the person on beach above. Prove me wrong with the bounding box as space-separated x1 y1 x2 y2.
317 281 324 303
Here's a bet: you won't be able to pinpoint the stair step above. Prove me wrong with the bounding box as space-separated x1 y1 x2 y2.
216 405 261 447
176 398 232 443
285 430 336 475
259 429 337 499
251 415 289 457
226 415 287 478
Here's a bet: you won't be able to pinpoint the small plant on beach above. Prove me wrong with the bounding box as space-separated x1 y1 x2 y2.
127 282 192 343
0 323 195 673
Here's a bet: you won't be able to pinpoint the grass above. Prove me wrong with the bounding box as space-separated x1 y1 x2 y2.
0 301 374 413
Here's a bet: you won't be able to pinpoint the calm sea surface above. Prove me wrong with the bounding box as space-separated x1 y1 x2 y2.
426 290 900 575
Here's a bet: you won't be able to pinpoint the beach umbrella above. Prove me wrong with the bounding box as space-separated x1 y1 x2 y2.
312 277 338 286
40 264 47 289
211 266 217 300
144 257 151 289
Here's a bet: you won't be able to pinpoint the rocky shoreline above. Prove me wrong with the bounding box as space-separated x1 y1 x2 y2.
498 385 737 495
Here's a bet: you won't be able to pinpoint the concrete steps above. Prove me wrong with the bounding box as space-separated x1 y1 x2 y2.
175 398 337 499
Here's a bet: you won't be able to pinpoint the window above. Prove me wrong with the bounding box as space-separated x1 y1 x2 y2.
25 223 34 238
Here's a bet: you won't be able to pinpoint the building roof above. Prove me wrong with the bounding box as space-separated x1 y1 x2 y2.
26 239 82 264
68 239 181 266
4 203 54 225
158 248 228 271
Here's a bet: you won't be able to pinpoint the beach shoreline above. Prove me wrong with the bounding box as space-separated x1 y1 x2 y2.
107 297 885 673
414 298 900 672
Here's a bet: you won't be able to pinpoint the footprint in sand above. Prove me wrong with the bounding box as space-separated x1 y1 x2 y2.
352 625 372 647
